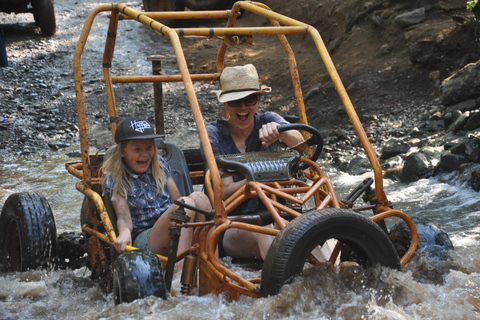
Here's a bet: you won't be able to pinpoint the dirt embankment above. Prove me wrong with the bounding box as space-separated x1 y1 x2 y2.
0 0 476 160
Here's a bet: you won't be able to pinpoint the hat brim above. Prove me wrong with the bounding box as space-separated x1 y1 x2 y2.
211 85 272 103
120 134 164 142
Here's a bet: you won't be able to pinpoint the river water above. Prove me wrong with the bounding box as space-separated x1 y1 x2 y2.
0 149 479 320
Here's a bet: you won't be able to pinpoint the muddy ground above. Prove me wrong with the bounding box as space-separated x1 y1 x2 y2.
0 0 476 164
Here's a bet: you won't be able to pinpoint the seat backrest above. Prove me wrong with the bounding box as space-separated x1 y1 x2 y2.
157 140 193 197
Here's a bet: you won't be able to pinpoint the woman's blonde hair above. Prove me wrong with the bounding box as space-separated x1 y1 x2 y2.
101 140 166 200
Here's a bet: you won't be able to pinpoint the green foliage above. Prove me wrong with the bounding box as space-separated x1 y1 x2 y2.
467 0 478 12
467 0 480 22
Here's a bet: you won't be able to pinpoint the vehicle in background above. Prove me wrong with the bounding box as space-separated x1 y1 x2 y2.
0 0 56 35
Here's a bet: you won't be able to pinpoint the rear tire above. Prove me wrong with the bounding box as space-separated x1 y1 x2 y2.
33 0 57 36
0 192 58 272
260 208 400 297
113 250 168 304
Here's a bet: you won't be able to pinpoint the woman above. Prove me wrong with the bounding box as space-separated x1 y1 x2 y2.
102 117 211 256
206 64 304 259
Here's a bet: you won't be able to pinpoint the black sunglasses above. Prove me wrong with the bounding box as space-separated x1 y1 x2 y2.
226 94 260 108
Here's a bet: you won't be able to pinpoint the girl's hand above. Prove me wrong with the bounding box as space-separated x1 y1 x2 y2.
114 230 132 253
259 122 281 146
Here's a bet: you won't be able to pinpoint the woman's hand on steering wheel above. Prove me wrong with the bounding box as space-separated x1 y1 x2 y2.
255 123 324 165
259 122 282 147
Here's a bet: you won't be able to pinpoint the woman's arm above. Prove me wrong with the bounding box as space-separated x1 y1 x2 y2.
221 175 247 200
259 122 303 148
112 196 134 253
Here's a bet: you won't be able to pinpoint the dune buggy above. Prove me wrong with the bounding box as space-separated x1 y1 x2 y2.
0 1 453 304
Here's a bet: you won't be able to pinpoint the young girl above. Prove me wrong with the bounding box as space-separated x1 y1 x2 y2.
101 116 210 256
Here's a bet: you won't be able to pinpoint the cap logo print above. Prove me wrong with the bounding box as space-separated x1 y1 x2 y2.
129 119 151 133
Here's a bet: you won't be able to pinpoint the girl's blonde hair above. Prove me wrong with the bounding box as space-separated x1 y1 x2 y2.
101 140 166 200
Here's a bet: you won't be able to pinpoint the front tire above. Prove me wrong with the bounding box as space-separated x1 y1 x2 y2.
113 250 168 304
260 208 400 297
0 192 58 272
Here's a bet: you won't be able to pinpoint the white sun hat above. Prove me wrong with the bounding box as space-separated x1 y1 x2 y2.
211 64 272 103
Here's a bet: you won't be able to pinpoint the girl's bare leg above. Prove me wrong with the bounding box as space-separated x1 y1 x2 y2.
149 191 211 256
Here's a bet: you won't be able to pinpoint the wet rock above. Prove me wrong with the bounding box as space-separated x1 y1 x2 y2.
380 139 410 160
400 152 435 182
440 61 480 106
464 137 480 162
445 99 477 114
437 151 468 172
464 111 480 131
345 157 371 175
381 154 403 170
425 119 445 132
443 109 461 128
384 167 402 181
48 141 69 151
407 127 425 138
446 112 469 133
395 8 426 28
450 137 469 154
331 152 350 171
469 166 480 192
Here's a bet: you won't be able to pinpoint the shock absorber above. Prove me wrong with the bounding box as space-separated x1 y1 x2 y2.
180 252 198 295
164 201 191 292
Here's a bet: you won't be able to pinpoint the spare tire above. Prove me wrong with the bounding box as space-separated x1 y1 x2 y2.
0 192 58 272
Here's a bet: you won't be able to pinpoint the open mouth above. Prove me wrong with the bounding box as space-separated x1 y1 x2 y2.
137 159 149 167
236 112 249 122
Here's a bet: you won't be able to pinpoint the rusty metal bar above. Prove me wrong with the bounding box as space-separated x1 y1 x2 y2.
305 28 387 206
250 182 287 229
76 180 116 242
119 10 234 20
107 72 220 84
147 55 166 135
73 4 114 186
103 9 120 141
369 210 418 267
176 26 308 36
65 162 83 179
206 221 279 293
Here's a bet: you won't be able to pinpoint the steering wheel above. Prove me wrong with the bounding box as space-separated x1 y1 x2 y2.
254 123 324 165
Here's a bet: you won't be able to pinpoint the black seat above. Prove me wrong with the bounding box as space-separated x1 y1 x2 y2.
157 140 193 197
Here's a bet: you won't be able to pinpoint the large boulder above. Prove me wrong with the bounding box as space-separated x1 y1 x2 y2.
394 8 426 28
440 61 480 106
437 151 469 172
400 152 435 183
380 139 411 160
